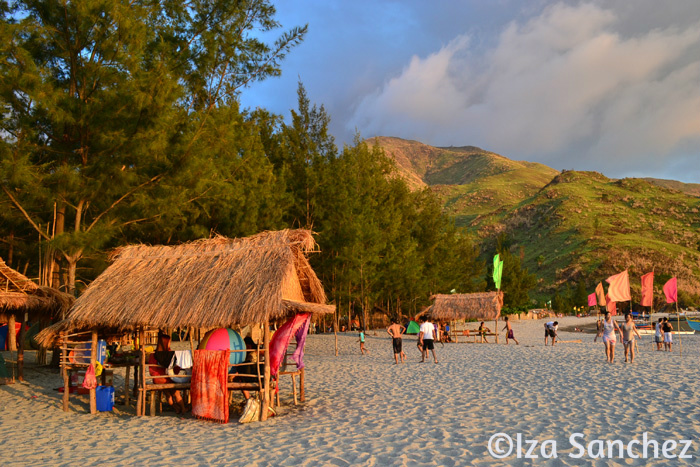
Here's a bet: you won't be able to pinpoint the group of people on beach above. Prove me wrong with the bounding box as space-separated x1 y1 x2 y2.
372 315 520 363
595 312 676 364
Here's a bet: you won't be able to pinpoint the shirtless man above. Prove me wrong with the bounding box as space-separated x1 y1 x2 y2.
502 316 519 345
387 319 406 364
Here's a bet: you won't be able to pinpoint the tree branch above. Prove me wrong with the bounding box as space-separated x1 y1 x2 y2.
86 173 164 232
1 185 51 241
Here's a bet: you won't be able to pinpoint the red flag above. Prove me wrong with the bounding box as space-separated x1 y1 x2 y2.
663 277 677 303
606 270 631 302
641 272 654 307
587 293 597 307
606 294 617 315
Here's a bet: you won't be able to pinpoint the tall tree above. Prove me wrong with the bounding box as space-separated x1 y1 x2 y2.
0 0 305 293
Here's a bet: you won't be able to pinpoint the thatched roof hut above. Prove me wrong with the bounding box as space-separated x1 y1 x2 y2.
422 292 503 321
0 257 74 322
40 229 333 340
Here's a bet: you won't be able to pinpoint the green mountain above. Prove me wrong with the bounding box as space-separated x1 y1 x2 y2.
366 136 559 225
369 137 700 300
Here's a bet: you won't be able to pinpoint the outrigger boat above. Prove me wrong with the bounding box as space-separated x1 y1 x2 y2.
685 316 700 332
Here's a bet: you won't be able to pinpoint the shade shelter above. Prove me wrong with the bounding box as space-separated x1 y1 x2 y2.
422 292 503 343
38 229 334 420
0 257 74 380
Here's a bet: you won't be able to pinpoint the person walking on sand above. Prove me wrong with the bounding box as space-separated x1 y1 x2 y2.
662 317 673 352
358 329 369 355
418 316 438 363
598 311 621 363
654 318 664 351
502 316 519 345
621 313 642 363
544 321 559 346
387 319 406 364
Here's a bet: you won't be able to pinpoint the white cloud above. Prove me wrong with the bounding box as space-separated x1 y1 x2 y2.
348 2 700 179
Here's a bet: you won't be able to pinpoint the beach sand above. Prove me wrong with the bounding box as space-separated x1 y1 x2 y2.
1 316 698 466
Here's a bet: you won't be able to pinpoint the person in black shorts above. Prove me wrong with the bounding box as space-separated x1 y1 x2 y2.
386 319 406 364
419 316 438 363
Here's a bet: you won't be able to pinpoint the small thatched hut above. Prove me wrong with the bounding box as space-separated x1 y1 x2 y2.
422 292 503 322
40 229 334 419
421 292 504 343
0 257 74 380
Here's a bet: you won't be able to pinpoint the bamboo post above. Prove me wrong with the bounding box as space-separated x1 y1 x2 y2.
495 317 499 344
7 314 16 352
291 373 298 405
89 330 98 414
124 363 130 407
300 367 305 402
17 312 27 381
137 328 146 416
676 300 682 357
189 327 196 357
261 321 271 421
62 333 70 411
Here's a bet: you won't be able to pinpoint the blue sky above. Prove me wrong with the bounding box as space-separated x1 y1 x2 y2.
240 1 700 183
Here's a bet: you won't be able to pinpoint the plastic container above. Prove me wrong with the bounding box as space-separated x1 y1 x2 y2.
95 385 114 412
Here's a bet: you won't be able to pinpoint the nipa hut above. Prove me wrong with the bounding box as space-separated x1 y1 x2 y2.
38 229 335 420
0 257 74 381
422 292 503 343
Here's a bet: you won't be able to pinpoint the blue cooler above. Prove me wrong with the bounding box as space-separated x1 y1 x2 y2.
96 385 114 412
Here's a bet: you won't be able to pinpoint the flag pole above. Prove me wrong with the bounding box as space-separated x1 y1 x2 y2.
676 275 682 357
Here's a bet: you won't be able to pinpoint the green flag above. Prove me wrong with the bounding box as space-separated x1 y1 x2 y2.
493 254 503 289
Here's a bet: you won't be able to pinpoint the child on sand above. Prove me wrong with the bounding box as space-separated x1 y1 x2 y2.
502 316 519 345
358 329 368 355
621 313 641 363
478 321 491 343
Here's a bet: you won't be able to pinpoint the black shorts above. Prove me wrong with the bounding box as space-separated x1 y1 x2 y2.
392 337 402 354
423 339 434 350
545 329 556 338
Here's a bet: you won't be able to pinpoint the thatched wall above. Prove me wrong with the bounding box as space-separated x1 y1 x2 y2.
422 292 503 321
50 230 334 333
0 257 74 321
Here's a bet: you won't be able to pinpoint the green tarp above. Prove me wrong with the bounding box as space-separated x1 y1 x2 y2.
405 321 420 334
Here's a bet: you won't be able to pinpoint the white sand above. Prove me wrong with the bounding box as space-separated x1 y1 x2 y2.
1 317 698 466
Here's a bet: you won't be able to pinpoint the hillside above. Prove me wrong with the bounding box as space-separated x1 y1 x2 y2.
644 178 700 197
366 136 559 225
493 171 700 298
368 137 700 301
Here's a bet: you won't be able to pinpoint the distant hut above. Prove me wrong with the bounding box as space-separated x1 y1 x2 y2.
0 257 74 380
38 229 335 419
422 292 503 343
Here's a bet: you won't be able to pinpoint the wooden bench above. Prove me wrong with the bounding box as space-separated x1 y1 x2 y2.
449 329 498 343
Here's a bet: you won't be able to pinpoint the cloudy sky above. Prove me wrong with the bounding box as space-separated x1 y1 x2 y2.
240 1 700 182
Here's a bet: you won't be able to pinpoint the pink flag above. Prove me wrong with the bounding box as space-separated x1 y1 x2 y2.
641 272 654 307
663 277 677 303
606 270 631 302
587 293 597 307
606 294 617 316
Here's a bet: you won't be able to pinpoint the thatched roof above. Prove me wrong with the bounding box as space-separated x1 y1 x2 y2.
42 230 334 336
422 292 503 321
0 257 74 321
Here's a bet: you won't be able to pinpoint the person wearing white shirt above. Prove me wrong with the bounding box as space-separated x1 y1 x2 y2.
418 316 438 363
